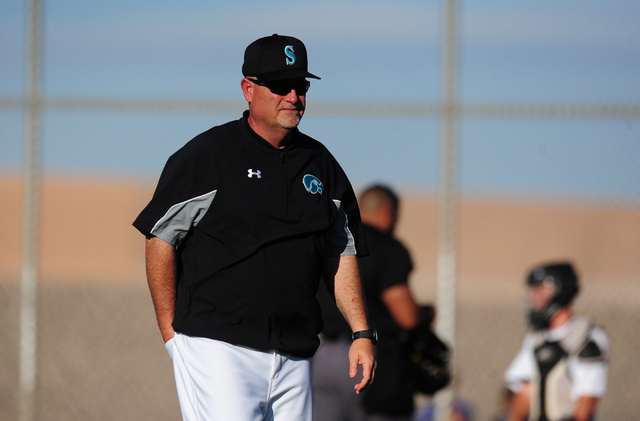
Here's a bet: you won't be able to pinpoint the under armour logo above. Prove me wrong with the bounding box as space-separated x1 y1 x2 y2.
248 169 262 178
284 45 296 65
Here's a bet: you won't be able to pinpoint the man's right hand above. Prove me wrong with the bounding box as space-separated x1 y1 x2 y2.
161 327 176 344
145 236 178 344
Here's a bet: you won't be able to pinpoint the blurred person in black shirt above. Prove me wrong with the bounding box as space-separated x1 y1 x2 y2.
313 184 433 421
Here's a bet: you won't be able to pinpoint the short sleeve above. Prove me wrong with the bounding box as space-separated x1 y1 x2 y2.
133 138 219 246
504 333 537 393
570 326 610 399
325 199 360 256
377 239 412 291
322 158 367 257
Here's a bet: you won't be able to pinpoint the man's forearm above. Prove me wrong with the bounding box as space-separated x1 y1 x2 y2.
329 255 370 331
324 254 376 393
381 284 420 330
572 396 599 421
507 383 531 421
145 236 178 343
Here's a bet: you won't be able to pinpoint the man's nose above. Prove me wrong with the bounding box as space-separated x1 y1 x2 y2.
284 88 302 101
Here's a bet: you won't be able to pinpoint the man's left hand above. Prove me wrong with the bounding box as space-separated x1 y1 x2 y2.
349 338 377 394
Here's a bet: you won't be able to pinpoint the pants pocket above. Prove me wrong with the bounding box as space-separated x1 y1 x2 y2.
164 336 176 361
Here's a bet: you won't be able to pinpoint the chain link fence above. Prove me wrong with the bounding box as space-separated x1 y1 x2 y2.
1 1 639 420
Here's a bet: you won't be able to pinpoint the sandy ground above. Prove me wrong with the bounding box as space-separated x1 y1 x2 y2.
2 176 638 289
1 176 638 420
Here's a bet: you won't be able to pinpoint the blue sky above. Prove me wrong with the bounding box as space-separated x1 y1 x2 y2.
1 0 639 202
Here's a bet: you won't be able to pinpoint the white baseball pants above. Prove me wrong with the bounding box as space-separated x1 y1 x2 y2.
165 333 313 421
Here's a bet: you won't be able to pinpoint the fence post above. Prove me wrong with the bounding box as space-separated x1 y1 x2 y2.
435 0 459 420
20 1 43 421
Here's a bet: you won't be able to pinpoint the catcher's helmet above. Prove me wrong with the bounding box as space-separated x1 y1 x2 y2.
526 262 579 329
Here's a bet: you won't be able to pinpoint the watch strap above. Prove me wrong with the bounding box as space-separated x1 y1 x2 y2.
352 329 378 344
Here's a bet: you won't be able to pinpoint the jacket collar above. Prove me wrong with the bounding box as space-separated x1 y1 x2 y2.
240 110 299 157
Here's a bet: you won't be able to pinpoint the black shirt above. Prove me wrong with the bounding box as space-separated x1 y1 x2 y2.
134 112 367 358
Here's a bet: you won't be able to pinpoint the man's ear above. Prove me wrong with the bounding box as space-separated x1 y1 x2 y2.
241 78 253 103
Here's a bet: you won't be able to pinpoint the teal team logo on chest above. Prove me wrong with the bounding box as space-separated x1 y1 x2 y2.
303 174 324 195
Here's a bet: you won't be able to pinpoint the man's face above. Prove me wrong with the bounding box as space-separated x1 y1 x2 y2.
245 78 308 131
528 282 556 311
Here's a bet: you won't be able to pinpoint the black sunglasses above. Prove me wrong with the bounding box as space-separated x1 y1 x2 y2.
248 78 310 96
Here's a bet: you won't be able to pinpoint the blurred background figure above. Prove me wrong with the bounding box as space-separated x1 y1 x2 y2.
312 184 438 421
503 263 610 421
489 387 516 421
412 397 475 421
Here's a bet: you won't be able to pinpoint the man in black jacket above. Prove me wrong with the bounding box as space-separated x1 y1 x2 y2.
134 34 376 421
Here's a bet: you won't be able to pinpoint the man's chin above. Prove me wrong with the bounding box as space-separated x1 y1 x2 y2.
278 114 302 129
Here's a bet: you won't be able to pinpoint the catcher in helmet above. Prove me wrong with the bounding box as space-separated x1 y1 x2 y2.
503 262 610 421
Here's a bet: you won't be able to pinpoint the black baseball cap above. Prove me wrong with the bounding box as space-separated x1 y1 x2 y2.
242 34 320 81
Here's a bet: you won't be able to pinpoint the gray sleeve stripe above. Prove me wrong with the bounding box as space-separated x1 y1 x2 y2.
150 189 217 245
327 199 357 256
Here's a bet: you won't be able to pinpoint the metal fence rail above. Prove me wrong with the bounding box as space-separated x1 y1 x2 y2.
4 97 640 119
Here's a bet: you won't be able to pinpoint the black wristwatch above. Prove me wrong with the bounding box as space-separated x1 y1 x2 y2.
352 329 378 344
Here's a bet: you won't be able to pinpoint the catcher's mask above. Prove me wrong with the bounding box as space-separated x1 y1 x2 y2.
525 262 579 330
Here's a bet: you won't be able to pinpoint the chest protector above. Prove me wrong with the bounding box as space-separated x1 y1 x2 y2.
529 316 592 421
